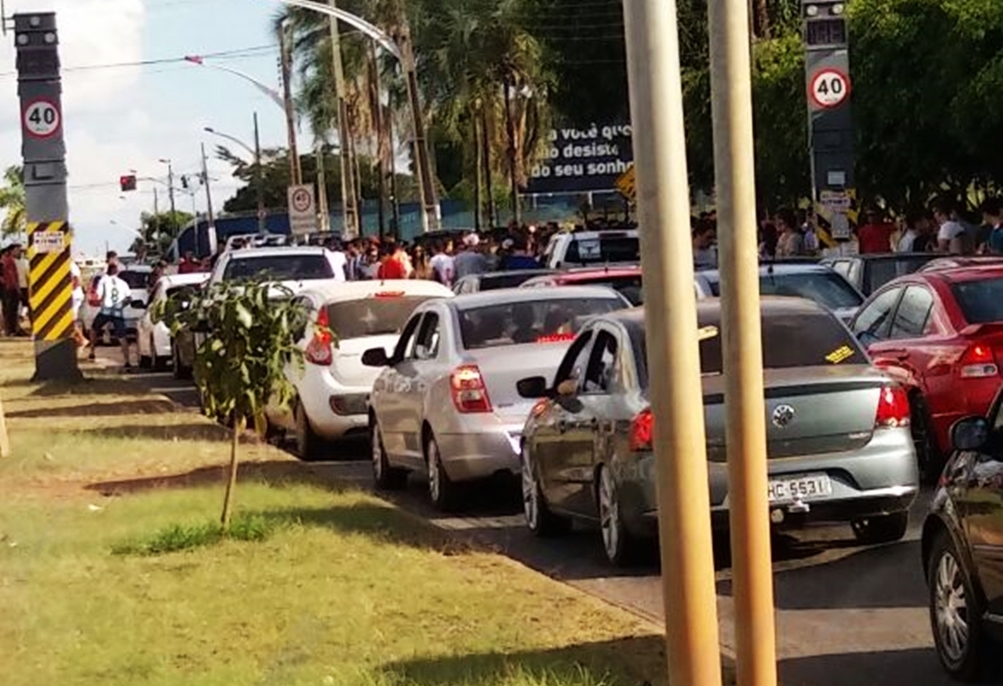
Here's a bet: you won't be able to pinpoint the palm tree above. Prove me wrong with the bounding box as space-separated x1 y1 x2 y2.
0 166 27 239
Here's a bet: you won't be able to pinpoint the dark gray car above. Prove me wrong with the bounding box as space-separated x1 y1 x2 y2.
518 297 920 566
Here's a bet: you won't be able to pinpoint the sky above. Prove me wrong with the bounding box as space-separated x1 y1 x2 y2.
0 0 294 256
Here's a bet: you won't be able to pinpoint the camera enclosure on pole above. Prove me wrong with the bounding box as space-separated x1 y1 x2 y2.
14 12 80 381
803 1 856 249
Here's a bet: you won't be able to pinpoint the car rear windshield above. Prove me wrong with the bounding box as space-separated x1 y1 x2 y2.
632 310 864 385
119 271 150 290
866 256 934 293
707 272 862 310
952 277 1003 324
565 236 640 264
222 254 334 283
325 296 437 339
458 297 625 350
573 276 644 305
480 272 548 290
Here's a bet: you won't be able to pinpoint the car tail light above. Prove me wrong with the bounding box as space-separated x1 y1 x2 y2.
629 407 654 452
373 291 405 298
450 365 492 413
305 308 333 366
959 344 999 378
875 385 911 429
536 332 576 343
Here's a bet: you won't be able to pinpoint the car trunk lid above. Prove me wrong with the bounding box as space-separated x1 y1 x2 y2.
702 365 887 462
464 342 572 422
329 334 401 387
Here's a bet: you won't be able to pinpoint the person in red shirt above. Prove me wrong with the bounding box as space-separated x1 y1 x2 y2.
376 241 408 280
1 245 23 336
178 251 201 274
856 208 897 254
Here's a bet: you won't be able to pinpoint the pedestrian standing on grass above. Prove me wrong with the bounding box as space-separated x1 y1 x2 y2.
87 263 134 370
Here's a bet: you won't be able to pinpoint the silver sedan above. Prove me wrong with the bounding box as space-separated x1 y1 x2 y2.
364 285 631 511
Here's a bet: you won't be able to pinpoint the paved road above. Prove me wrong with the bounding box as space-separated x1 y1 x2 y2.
104 354 979 686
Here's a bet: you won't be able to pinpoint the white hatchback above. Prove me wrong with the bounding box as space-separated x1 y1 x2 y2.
136 273 208 371
265 279 455 460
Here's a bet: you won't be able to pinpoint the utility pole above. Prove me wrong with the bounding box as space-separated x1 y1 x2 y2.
329 0 359 238
253 111 266 233
394 17 440 233
153 186 160 245
709 0 778 685
621 2 721 686
200 142 216 256
503 77 521 225
278 21 302 186
14 11 80 381
368 42 387 238
315 140 331 232
162 159 177 224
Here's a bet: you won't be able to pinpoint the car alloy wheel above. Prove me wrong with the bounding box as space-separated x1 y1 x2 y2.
372 423 384 482
427 440 442 504
934 550 969 665
521 448 539 531
598 466 620 562
371 419 407 491
424 435 457 511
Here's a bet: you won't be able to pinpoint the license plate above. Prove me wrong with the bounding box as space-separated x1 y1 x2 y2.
768 474 832 503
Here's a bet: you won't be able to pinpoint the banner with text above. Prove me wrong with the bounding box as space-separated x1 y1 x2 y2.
525 123 633 195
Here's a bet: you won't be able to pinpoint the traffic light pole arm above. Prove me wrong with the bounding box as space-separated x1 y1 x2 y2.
272 0 401 60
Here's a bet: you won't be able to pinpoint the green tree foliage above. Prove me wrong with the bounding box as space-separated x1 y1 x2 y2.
160 281 310 528
0 166 26 239
138 210 194 254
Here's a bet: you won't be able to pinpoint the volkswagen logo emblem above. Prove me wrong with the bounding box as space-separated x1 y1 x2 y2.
772 404 796 428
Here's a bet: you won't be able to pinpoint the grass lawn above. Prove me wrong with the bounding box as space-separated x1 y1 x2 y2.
0 341 674 686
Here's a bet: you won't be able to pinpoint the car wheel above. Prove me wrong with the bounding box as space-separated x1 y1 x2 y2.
371 419 407 490
851 511 909 545
597 465 640 567
172 344 192 380
294 402 327 462
425 434 459 512
521 446 571 537
928 532 988 681
912 396 943 485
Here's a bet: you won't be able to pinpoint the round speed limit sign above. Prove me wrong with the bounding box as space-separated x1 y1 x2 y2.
22 99 62 139
291 188 312 212
809 69 850 109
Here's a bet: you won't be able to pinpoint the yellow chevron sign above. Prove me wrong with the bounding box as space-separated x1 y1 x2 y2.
616 164 636 201
27 221 74 343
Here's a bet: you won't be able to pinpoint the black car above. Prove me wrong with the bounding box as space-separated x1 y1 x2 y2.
452 269 555 294
821 253 939 296
922 396 1003 680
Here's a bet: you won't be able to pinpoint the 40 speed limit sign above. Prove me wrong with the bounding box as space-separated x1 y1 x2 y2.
22 99 62 139
809 69 850 109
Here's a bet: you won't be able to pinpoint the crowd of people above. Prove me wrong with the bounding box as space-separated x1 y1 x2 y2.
0 243 29 337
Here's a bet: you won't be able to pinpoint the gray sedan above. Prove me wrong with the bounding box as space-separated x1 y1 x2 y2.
364 286 631 511
518 297 919 566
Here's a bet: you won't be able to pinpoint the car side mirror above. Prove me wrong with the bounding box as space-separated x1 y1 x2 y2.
362 347 391 368
952 417 990 452
517 376 548 399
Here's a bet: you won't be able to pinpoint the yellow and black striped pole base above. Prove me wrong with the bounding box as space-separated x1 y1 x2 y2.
27 221 81 382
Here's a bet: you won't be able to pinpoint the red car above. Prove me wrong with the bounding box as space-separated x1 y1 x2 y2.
519 266 644 305
850 265 1003 480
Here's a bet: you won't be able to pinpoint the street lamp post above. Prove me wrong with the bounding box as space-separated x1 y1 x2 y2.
159 158 176 226
205 116 267 233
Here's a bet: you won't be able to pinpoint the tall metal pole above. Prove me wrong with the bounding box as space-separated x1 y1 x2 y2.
708 0 778 684
253 111 266 233
201 142 216 255
166 160 177 225
278 22 302 186
388 111 400 239
329 0 359 238
503 78 521 225
153 186 161 245
315 140 332 233
14 11 80 381
368 42 387 238
621 2 722 686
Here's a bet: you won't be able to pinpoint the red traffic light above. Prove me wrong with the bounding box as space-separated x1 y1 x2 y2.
119 174 137 192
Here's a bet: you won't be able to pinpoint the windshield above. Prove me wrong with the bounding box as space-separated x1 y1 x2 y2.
119 270 151 290
480 272 550 290
866 256 934 293
565 236 640 265
633 310 864 385
707 272 862 310
572 276 644 305
458 297 626 350
222 254 334 283
952 277 1003 324
326 296 437 339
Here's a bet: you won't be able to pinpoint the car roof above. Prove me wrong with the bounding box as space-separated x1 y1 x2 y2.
300 279 455 303
609 296 827 328
558 229 639 239
157 273 209 288
478 269 555 280
551 265 642 280
696 263 834 279
924 264 1003 285
822 252 933 262
448 284 626 308
223 246 328 259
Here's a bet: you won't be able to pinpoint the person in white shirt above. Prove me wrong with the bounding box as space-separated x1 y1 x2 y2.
933 201 967 254
87 263 134 369
70 261 88 348
428 240 455 287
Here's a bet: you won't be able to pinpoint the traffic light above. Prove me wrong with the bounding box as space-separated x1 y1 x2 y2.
119 174 137 192
181 175 189 190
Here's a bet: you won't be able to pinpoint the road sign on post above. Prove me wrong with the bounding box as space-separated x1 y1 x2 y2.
14 11 80 382
803 0 855 250
287 184 317 236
